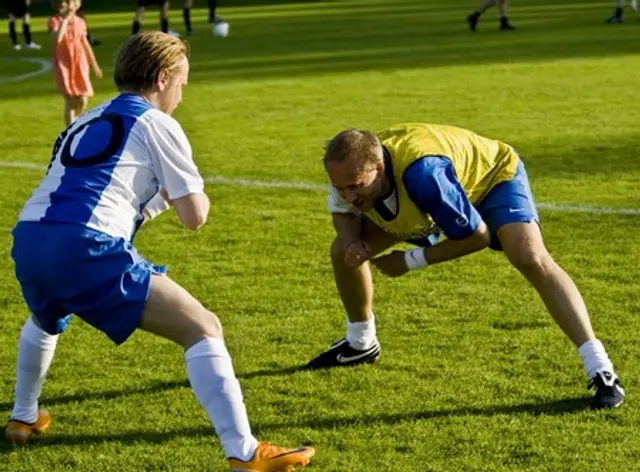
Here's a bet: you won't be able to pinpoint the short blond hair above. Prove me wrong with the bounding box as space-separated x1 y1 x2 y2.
114 31 190 93
323 129 382 171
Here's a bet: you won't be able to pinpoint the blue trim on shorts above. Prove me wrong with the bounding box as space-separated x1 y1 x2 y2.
475 160 540 251
11 222 166 344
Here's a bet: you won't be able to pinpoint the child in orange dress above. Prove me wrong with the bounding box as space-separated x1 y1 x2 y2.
49 0 102 126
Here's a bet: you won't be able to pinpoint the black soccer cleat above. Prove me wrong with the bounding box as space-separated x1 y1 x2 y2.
605 15 624 24
467 12 480 31
306 338 380 370
588 371 625 409
209 13 226 24
500 17 516 31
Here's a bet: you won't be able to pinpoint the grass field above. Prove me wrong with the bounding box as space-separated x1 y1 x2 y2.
1 0 640 470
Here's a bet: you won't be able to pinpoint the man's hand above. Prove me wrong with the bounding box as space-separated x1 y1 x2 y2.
343 240 372 268
371 250 410 277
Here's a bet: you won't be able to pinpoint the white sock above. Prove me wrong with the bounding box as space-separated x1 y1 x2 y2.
346 314 377 350
578 339 615 380
11 317 59 423
185 337 258 461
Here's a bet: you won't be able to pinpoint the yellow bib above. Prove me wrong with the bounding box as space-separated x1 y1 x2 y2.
364 123 519 240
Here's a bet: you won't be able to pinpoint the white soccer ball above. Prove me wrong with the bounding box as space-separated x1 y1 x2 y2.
212 21 229 38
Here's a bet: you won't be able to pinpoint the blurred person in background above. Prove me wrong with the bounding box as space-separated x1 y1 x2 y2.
208 0 226 25
49 0 103 126
467 0 516 31
606 0 638 23
7 0 40 50
182 0 194 35
179 1 229 37
132 0 179 37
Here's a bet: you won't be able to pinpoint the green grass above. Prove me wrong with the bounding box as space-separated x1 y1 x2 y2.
1 0 640 470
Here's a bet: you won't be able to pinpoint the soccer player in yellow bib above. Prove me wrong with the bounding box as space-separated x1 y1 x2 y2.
306 123 625 410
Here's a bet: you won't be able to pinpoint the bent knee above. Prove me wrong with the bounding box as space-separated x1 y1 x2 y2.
330 237 346 262
509 250 555 276
189 308 223 340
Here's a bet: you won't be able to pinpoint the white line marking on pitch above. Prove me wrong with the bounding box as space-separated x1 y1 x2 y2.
0 58 52 84
0 160 638 216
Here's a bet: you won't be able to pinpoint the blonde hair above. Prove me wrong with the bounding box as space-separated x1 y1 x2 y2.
323 129 382 171
114 31 190 93
52 0 81 13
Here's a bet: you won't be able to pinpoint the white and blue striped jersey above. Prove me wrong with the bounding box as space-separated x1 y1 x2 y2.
18 93 205 241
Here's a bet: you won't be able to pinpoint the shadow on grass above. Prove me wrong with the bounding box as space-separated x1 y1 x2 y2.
27 0 327 16
0 395 596 452
0 366 302 412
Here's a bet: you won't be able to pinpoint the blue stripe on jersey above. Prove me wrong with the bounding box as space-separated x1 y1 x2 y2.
43 94 154 225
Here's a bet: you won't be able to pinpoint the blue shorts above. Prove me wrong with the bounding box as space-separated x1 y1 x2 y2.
12 222 166 344
475 160 540 250
407 161 539 250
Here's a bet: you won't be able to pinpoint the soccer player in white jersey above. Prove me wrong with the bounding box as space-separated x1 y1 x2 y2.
4 32 315 472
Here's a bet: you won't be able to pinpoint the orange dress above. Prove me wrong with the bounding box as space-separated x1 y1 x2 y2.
48 15 93 97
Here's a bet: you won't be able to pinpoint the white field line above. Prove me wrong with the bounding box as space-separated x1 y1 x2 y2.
0 58 52 85
0 160 638 216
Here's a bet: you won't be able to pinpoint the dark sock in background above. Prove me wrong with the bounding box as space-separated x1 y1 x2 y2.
9 21 18 45
183 8 192 33
23 23 32 44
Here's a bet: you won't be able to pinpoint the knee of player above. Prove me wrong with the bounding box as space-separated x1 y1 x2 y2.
509 249 554 276
178 309 223 348
194 309 223 338
330 237 347 261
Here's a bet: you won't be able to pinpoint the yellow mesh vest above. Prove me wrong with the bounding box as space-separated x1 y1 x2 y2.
363 123 519 240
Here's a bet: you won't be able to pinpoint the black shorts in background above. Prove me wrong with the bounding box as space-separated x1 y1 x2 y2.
8 0 28 18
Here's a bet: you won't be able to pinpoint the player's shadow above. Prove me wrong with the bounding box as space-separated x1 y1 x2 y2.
0 366 302 412
0 395 596 453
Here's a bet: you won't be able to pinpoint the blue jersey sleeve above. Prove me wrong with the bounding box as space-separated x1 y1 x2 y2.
402 156 482 240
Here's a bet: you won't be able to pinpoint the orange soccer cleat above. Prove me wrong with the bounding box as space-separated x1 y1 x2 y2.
228 441 315 472
4 410 52 445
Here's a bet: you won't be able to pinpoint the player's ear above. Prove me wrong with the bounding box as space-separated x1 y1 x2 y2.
157 69 170 91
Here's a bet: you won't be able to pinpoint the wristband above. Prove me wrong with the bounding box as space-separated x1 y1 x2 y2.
404 248 428 270
144 192 171 220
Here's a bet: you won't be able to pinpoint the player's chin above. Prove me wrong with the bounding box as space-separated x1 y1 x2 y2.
354 201 373 212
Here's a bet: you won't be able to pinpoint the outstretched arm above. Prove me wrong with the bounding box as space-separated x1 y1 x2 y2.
372 156 490 277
